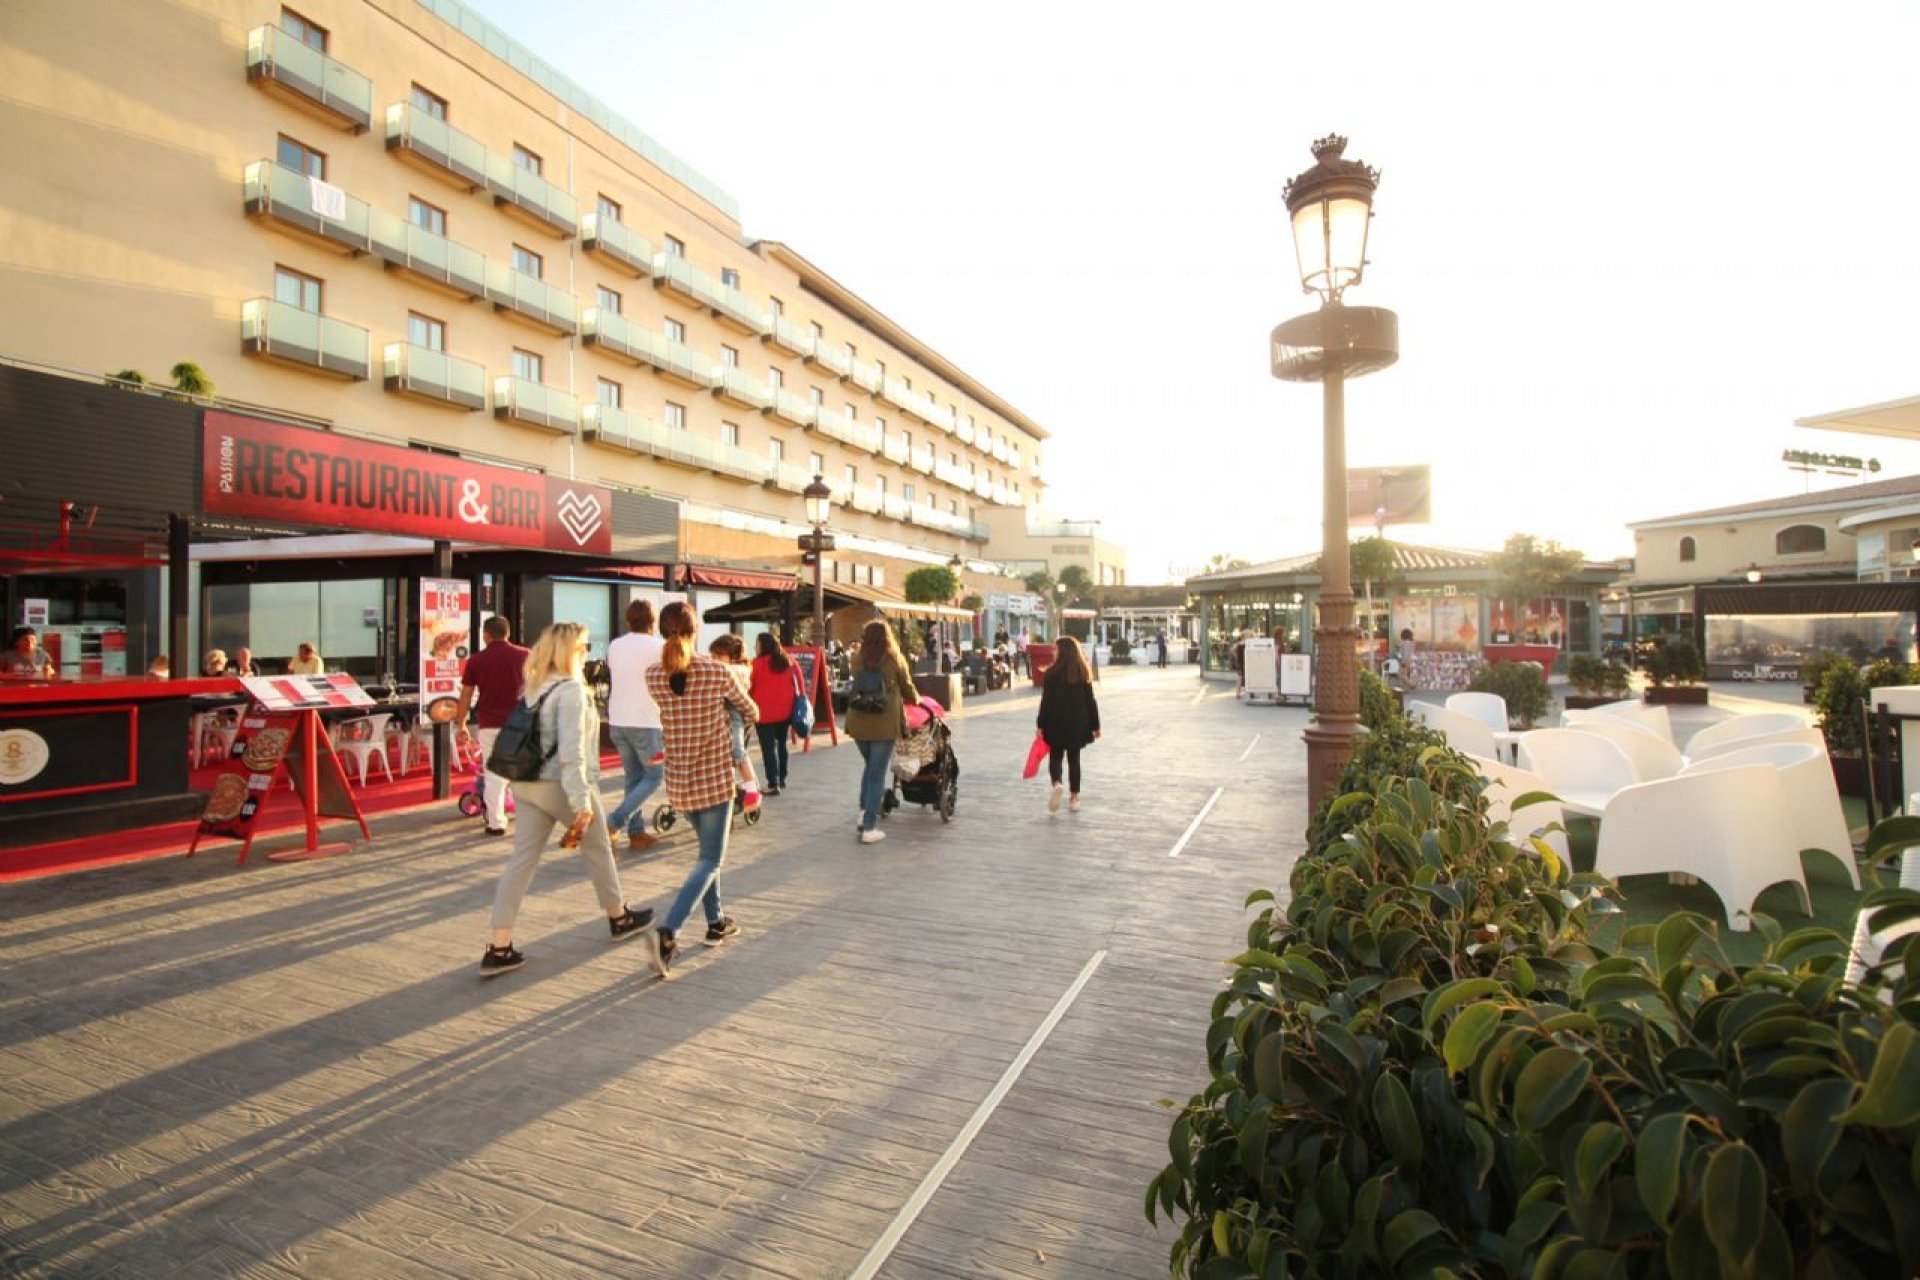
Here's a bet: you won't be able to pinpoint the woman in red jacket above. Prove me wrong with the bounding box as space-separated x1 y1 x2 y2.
748 633 801 795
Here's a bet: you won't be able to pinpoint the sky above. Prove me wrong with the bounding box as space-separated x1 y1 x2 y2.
462 0 1920 582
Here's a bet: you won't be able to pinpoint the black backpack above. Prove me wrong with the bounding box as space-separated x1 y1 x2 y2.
486 684 562 781
849 666 887 714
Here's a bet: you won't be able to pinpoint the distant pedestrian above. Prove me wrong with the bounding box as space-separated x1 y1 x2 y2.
1013 629 1029 675
748 633 800 795
605 600 665 850
1155 628 1169 668
287 642 324 675
479 622 652 977
846 618 919 845
641 603 760 975
1231 633 1248 693
455 616 529 838
709 634 762 810
1037 636 1100 814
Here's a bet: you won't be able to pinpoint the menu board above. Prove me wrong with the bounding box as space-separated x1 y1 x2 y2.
418 578 472 726
240 673 375 712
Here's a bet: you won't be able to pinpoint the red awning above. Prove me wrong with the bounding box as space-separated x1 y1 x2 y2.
684 566 798 592
602 564 666 582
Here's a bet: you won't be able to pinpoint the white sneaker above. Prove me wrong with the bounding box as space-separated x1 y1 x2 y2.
1048 784 1062 813
860 828 887 845
1069 793 1081 813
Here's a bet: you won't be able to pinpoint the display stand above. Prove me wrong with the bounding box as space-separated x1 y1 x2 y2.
787 647 838 750
1242 638 1279 704
1279 653 1314 705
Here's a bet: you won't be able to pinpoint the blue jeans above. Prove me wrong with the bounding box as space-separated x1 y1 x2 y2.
607 725 663 836
755 723 789 789
663 801 730 934
857 738 895 833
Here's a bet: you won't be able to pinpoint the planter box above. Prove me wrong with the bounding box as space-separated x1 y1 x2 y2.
1564 694 1633 710
1831 752 1870 800
1644 685 1709 705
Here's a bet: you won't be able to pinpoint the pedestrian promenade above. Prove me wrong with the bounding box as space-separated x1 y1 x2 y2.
0 665 1308 1278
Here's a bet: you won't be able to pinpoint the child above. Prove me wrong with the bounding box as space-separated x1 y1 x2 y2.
709 634 761 810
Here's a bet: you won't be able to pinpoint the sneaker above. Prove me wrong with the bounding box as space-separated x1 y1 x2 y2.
479 943 524 977
484 826 507 837
1069 793 1081 813
644 927 677 977
860 828 887 845
608 905 655 942
704 917 740 946
1048 784 1062 814
629 831 660 852
763 786 781 797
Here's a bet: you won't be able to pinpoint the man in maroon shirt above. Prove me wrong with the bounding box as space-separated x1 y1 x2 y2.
454 616 529 836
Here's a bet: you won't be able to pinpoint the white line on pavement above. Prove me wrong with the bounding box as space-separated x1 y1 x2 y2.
1238 734 1261 762
1189 684 1209 704
849 949 1110 1280
1168 787 1225 858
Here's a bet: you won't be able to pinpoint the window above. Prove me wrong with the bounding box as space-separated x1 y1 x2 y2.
1678 536 1697 563
810 321 824 343
809 452 824 475
664 317 684 343
511 244 543 279
511 349 542 382
876 416 888 436
902 483 915 503
512 144 542 176
875 359 887 379
408 197 446 236
949 451 958 466
407 312 444 351
950 499 959 515
721 421 741 448
903 375 913 391
769 439 785 462
721 267 740 288
276 134 325 178
596 286 622 314
664 234 684 258
770 296 784 318
280 7 327 51
808 387 824 408
720 345 739 368
1776 525 1827 556
769 367 784 390
273 266 322 312
597 378 622 408
902 429 913 451
596 194 621 222
877 476 888 498
410 85 447 119
844 464 858 488
665 402 685 429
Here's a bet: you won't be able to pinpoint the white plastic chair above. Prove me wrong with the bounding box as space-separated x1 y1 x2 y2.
1566 700 1675 747
1467 753 1570 864
332 713 394 785
1681 742 1858 888
1595 765 1810 932
1446 691 1510 734
1408 702 1499 760
1568 719 1685 782
1685 724 1825 762
1516 728 1638 817
1683 713 1812 761
399 716 435 776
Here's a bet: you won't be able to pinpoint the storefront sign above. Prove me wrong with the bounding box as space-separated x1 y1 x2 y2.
202 412 613 555
0 728 51 785
239 673 377 712
20 599 48 628
418 578 471 723
1709 662 1803 683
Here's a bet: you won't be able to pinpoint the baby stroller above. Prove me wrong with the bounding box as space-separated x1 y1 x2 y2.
882 697 959 822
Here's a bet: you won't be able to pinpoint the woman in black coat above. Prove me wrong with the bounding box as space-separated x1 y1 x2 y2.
1036 636 1100 814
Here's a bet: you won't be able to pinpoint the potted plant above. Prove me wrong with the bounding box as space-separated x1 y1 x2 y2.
1816 656 1914 799
1109 636 1133 664
1642 635 1707 704
1467 659 1551 728
1564 654 1633 709
1800 648 1838 705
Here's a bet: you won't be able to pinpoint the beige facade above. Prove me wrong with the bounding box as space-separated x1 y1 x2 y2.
0 0 1047 580
980 509 1128 586
1625 479 1920 587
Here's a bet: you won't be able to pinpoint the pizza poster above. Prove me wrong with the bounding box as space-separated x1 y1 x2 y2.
197 713 299 839
419 578 472 725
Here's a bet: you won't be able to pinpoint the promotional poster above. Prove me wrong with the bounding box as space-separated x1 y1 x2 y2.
418 578 472 726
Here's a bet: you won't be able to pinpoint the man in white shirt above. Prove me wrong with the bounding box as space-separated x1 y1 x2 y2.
604 598 665 850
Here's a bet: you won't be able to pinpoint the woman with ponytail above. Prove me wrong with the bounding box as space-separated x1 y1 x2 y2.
845 618 920 845
639 602 761 975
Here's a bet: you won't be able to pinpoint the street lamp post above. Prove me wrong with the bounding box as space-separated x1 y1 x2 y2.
799 474 835 652
1272 135 1399 805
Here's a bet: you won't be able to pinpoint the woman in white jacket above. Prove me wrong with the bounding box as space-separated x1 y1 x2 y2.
480 622 652 976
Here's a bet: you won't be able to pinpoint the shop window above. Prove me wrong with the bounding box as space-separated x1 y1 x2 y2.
410 84 447 120
1678 536 1696 562
280 7 327 51
276 134 325 178
1776 524 1826 556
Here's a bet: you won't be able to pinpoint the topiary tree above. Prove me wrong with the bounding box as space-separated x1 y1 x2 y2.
1058 564 1093 604
903 565 959 605
1023 569 1054 597
1644 635 1704 688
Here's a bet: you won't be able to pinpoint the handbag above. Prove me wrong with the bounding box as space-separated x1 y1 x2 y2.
1022 731 1048 780
788 665 814 738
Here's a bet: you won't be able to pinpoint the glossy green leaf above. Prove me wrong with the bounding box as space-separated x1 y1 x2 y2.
1443 1002 1504 1076
1839 1020 1920 1128
1252 1032 1286 1106
1514 1047 1592 1132
1574 1122 1627 1201
1422 977 1503 1033
1211 1208 1233 1257
1864 814 1920 860
1380 1208 1445 1266
1701 1142 1766 1267
1196 1254 1254 1280
1656 912 1713 978
1373 1072 1424 1171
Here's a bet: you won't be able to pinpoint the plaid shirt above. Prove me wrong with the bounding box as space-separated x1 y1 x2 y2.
646 654 759 812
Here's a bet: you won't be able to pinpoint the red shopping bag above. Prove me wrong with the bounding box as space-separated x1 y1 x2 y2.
1022 732 1048 780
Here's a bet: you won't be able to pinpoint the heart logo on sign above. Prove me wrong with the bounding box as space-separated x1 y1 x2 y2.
556 489 604 547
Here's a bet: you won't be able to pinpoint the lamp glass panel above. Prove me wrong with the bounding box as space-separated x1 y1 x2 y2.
1290 204 1329 293
1324 196 1371 286
806 492 830 524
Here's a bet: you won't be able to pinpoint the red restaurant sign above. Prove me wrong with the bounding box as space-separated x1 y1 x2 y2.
202 411 614 556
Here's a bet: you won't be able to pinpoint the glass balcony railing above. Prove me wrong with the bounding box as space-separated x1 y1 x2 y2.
583 404 770 482
810 407 880 454
370 210 487 299
246 25 372 132
974 474 994 499
991 437 1010 463
711 279 768 336
242 159 373 253
713 365 772 411
382 342 486 409
934 460 968 488
955 418 975 445
581 309 715 388
909 445 936 474
580 212 653 277
765 461 814 493
765 315 813 357
992 483 1014 505
803 341 851 379
845 360 883 394
882 495 913 522
765 387 815 427
241 298 369 379
847 489 883 515
492 376 578 434
484 262 577 334
486 154 578 237
881 437 910 465
923 400 957 432
384 101 490 189
653 253 722 309
880 376 916 413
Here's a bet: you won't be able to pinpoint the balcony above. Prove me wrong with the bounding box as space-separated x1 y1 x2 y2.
991 437 1010 463
581 212 654 278
382 342 485 410
765 388 815 428
486 156 578 238
955 418 975 445
882 494 913 522
880 376 917 414
803 340 851 380
581 309 714 389
713 365 772 412
370 211 487 299
810 406 880 454
935 460 971 488
881 437 910 465
765 315 814 358
974 474 994 499
583 405 770 483
652 255 767 335
847 489 883 515
246 25 372 132
765 461 815 494
492 376 578 434
484 262 577 335
710 279 768 336
384 101 490 191
844 359 883 395
241 298 368 379
909 445 936 474
242 159 373 255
